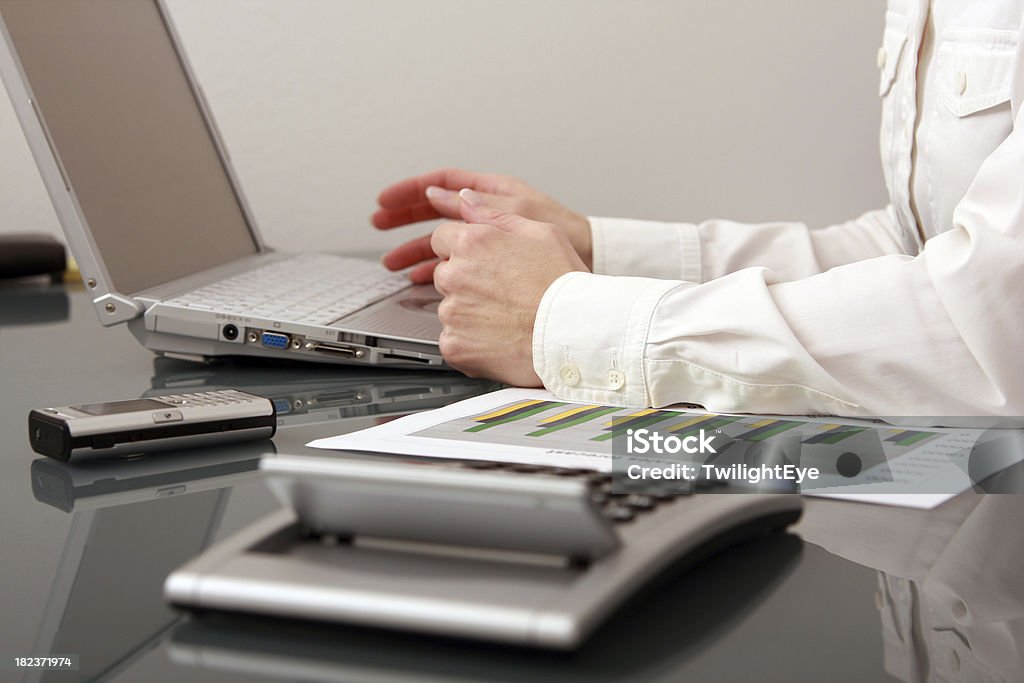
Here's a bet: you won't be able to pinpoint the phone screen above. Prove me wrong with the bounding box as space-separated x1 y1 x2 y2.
72 399 172 416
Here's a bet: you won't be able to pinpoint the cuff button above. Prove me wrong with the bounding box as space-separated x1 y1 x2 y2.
605 369 626 391
559 363 582 387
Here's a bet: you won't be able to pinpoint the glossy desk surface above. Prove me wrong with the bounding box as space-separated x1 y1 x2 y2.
2 282 1021 682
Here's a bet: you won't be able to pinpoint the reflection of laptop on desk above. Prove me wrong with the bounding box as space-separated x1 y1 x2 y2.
0 0 442 367
25 470 244 682
148 359 497 428
26 440 273 682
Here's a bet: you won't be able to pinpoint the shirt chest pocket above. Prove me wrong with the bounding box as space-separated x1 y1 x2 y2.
935 28 1018 118
878 11 909 97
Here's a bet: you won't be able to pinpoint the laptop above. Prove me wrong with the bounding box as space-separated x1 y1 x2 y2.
0 0 443 368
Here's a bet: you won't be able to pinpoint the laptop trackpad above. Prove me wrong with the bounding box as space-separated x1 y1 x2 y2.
331 285 442 343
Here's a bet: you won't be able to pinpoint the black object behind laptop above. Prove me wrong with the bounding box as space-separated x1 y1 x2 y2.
0 233 65 280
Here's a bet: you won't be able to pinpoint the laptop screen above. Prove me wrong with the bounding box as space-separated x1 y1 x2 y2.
0 0 259 294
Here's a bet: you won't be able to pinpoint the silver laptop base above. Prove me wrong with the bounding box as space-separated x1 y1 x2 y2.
129 320 445 369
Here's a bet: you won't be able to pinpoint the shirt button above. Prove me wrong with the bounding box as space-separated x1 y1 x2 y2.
952 598 968 621
955 71 967 95
876 47 887 69
559 363 581 387
606 369 626 391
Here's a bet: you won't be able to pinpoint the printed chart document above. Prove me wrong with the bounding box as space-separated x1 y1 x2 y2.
307 388 1024 509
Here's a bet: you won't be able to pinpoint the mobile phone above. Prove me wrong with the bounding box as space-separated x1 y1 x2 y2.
28 390 276 461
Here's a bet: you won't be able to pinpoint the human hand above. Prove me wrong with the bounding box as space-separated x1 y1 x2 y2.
373 168 592 283
430 189 589 385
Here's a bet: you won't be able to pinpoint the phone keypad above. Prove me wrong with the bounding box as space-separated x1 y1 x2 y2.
158 390 258 407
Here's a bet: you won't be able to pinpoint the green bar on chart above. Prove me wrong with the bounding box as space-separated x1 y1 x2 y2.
466 401 566 432
527 407 621 437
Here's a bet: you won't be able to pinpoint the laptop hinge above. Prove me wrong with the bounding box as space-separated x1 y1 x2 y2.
91 293 144 325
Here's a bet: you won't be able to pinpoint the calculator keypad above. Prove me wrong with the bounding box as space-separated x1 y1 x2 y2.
454 460 720 524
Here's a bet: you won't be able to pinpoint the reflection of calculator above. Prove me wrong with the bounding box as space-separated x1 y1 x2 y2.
167 455 803 649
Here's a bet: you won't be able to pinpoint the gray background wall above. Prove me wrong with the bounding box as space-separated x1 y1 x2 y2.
0 0 887 255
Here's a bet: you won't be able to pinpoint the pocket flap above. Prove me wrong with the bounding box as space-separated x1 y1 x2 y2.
937 28 1018 117
878 12 909 97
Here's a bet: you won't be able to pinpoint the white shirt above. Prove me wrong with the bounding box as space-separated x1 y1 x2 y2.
533 0 1024 417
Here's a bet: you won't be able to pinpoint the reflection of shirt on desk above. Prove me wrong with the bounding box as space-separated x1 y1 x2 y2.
534 0 1024 417
799 494 1024 682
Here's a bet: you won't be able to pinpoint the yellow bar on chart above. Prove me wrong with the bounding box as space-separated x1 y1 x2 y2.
473 399 544 422
540 404 601 424
604 408 657 427
666 414 718 432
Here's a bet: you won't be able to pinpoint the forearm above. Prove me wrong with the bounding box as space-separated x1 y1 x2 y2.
535 233 1022 418
590 205 918 284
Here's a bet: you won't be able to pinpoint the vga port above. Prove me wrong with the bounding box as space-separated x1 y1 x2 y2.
261 332 290 349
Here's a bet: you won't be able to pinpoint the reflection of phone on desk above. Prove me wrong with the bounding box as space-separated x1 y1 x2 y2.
167 455 804 649
31 439 273 512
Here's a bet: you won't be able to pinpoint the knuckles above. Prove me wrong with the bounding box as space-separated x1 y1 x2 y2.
509 196 533 216
535 221 558 237
454 228 483 251
518 220 559 241
453 225 496 252
437 332 456 358
437 315 484 378
438 333 478 375
436 298 455 325
432 261 454 292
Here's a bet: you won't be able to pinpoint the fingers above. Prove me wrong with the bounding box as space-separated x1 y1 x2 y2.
381 233 435 271
373 185 471 229
422 186 462 220
457 189 533 233
372 203 441 230
429 221 463 261
377 168 499 211
432 260 451 296
408 260 439 284
422 185 527 225
373 169 534 230
371 174 475 231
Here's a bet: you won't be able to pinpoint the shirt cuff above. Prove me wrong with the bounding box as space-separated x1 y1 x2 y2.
532 271 684 406
589 216 702 282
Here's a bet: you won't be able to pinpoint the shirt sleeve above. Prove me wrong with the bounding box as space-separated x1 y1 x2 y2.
536 107 1024 417
589 204 919 284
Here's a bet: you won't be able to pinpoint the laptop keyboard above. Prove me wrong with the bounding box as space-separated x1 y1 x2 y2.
165 254 411 326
